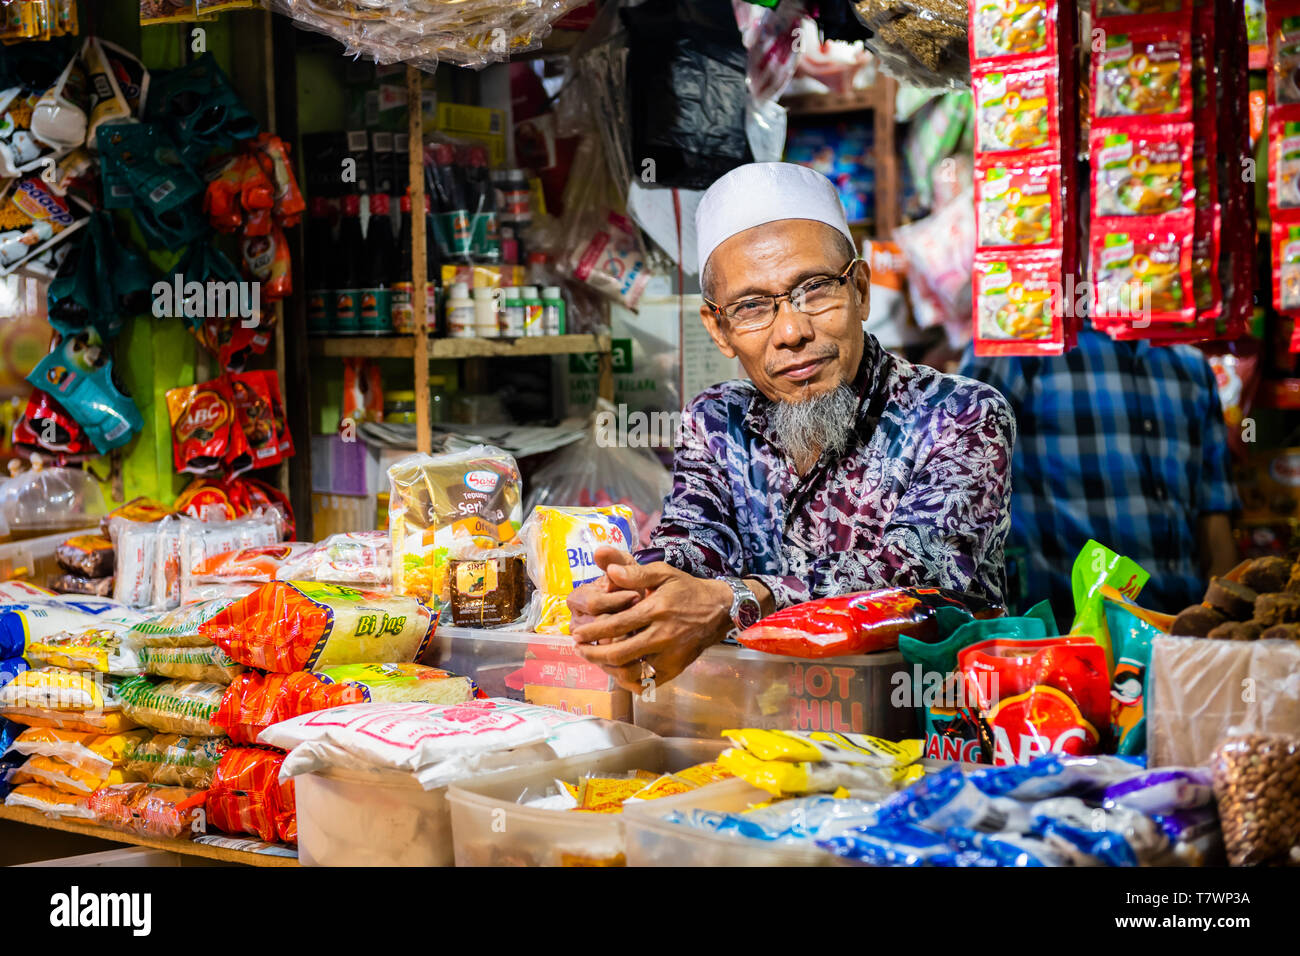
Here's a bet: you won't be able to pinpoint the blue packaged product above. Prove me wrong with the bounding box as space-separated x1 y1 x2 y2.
877 765 1030 833
1150 806 1219 844
0 752 23 800
1030 797 1167 866
818 822 960 866
1102 768 1214 815
664 795 881 845
968 753 1144 801
1 658 29 687
945 826 1074 866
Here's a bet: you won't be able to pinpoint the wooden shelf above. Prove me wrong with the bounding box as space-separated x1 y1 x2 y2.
309 333 611 360
781 87 891 117
0 805 299 867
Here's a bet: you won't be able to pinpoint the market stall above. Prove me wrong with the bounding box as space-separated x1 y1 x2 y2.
0 0 1296 874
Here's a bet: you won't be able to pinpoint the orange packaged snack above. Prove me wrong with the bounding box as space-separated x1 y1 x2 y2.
201 582 437 673
212 671 361 745
88 783 207 839
206 747 296 844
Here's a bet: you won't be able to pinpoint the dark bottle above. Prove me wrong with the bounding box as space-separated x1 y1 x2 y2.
333 193 363 335
391 193 417 334
425 193 443 336
305 196 332 335
359 192 396 335
465 145 500 262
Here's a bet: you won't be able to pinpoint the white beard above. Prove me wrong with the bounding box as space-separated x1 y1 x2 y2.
768 383 858 469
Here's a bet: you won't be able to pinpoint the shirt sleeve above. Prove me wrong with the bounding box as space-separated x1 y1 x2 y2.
637 396 745 577
1195 360 1239 516
748 386 1017 608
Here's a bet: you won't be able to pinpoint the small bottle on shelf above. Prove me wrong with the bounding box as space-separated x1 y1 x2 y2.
541 286 565 335
519 285 544 336
472 286 500 339
500 287 524 337
446 282 475 338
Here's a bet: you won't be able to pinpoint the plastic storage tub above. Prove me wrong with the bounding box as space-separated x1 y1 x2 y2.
447 736 725 866
0 528 99 585
426 624 634 721
622 777 842 866
633 643 913 741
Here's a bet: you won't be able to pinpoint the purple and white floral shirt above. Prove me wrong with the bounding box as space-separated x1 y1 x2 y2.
638 334 1016 609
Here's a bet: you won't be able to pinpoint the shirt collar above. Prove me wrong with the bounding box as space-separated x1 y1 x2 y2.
742 333 888 448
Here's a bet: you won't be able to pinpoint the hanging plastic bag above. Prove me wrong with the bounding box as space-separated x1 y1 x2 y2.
524 403 671 544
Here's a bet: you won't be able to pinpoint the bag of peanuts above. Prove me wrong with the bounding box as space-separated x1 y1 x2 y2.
1210 731 1300 867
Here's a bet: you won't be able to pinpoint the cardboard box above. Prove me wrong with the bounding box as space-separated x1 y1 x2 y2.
524 683 633 722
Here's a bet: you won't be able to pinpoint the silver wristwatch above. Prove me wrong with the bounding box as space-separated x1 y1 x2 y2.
719 576 762 632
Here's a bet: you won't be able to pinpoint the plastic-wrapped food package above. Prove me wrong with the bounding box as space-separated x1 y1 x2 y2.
4 782 95 819
519 505 636 635
138 644 244 684
736 588 1001 658
201 582 438 673
177 513 282 604
0 667 125 712
117 677 226 736
267 697 648 790
124 733 229 788
316 663 481 705
24 626 145 676
274 532 390 586
1211 732 1300 866
88 783 206 839
55 534 115 578
206 748 296 844
387 446 523 606
0 598 141 652
212 671 361 746
127 599 235 649
274 530 390 582
188 542 314 586
1147 637 1300 767
524 416 670 545
1029 796 1168 866
852 0 970 90
13 753 133 795
5 727 150 778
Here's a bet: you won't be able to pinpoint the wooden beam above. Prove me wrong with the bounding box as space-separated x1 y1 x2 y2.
0 806 298 867
408 65 431 455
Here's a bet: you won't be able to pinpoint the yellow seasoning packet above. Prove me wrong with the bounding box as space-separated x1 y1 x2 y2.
722 729 923 767
673 760 733 787
574 776 649 813
625 774 695 802
718 747 920 799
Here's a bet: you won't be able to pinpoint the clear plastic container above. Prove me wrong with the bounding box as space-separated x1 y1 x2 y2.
424 624 635 721
0 467 107 538
295 765 457 867
632 644 914 742
447 736 725 867
622 777 842 867
0 527 100 583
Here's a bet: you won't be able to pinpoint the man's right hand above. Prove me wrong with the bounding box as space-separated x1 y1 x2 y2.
566 547 645 636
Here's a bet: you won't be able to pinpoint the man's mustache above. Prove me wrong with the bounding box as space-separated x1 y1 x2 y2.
765 345 840 378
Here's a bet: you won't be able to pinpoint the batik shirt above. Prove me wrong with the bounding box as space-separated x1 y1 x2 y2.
639 334 1015 608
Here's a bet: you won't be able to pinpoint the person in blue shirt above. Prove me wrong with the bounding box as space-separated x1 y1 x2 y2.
960 326 1240 627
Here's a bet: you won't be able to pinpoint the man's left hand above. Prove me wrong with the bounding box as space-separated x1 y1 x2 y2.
570 560 734 693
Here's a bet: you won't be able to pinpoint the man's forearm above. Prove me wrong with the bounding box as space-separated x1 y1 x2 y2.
1197 512 1238 579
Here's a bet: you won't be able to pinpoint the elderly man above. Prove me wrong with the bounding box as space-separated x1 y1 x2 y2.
569 162 1016 692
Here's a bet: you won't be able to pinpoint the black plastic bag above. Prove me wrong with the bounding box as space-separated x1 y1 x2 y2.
622 0 753 191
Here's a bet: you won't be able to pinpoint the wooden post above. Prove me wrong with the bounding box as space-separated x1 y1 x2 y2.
408 65 431 455
872 76 899 238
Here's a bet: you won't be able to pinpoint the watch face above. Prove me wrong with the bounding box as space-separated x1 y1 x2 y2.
736 596 761 630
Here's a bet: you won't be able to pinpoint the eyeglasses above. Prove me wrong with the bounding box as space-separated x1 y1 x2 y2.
704 259 860 333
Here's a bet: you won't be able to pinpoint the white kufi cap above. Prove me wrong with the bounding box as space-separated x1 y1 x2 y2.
694 162 854 277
